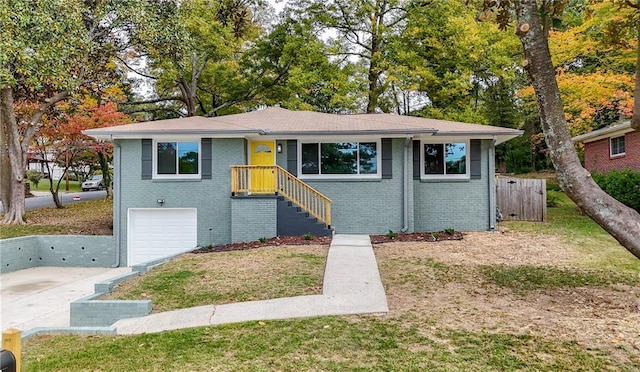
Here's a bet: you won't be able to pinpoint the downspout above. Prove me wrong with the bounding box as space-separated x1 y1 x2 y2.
111 137 121 267
489 136 497 231
401 135 412 232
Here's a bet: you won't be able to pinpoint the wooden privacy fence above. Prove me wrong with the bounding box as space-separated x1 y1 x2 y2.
496 177 547 222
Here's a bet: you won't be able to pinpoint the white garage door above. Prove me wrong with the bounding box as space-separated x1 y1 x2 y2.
128 208 198 266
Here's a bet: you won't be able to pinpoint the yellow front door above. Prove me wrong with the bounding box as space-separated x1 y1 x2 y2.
249 141 276 193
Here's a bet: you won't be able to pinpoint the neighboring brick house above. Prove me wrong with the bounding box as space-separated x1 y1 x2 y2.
84 107 522 266
572 122 640 173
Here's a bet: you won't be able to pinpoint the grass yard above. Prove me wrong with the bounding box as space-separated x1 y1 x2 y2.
101 245 328 312
0 198 113 239
29 180 82 193
14 189 640 371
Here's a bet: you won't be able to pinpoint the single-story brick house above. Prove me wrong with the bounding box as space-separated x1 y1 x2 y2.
84 107 522 266
572 121 639 174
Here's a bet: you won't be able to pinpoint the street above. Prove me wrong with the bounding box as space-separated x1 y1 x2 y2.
0 190 107 213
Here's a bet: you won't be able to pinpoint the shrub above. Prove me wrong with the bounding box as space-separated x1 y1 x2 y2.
546 181 562 192
592 169 640 212
444 228 455 235
302 232 314 240
386 230 398 240
546 191 562 208
26 169 43 188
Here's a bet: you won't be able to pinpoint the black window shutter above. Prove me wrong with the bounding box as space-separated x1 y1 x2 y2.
381 138 393 179
413 140 420 180
201 138 212 179
141 139 152 180
287 140 297 176
470 139 482 179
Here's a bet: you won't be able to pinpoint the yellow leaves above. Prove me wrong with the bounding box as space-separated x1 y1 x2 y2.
518 71 634 136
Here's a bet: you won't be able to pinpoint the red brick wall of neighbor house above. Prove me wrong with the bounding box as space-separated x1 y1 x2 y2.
584 131 640 173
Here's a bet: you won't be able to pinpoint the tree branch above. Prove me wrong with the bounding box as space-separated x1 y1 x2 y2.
115 56 159 80
119 97 186 105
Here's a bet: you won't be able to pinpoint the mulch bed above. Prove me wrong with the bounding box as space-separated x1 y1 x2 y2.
192 231 463 254
192 235 333 253
370 231 464 244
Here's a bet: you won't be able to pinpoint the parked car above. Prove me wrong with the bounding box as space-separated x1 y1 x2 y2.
81 174 104 191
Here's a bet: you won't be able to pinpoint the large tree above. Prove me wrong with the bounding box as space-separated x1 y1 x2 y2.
0 0 183 224
288 0 409 113
507 0 640 258
121 0 268 118
242 17 359 113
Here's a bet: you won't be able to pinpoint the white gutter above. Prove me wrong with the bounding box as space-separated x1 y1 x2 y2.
401 135 412 232
489 136 497 230
111 137 121 267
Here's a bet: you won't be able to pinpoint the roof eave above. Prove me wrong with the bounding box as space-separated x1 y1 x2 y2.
82 129 262 141
572 122 633 143
261 129 438 136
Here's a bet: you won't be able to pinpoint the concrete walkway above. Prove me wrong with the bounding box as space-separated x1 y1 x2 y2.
114 234 388 335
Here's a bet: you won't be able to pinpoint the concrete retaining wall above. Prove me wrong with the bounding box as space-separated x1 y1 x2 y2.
0 235 115 274
70 298 152 327
67 250 192 327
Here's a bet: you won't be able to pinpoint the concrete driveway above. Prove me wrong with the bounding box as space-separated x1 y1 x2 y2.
1 266 130 332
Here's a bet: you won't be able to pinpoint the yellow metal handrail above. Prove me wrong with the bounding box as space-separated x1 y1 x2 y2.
231 165 332 226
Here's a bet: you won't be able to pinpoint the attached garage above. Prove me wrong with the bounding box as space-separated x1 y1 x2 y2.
127 208 198 266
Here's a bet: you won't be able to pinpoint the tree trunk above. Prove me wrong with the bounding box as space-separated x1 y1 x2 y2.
1 87 68 224
366 9 381 114
0 86 12 214
178 77 196 117
0 86 26 224
50 179 63 209
97 151 112 198
515 0 640 259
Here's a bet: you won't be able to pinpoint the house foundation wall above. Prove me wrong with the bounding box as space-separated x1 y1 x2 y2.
0 235 115 274
231 197 277 243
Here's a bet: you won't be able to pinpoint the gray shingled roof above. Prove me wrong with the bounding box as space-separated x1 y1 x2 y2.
572 121 633 143
84 107 522 143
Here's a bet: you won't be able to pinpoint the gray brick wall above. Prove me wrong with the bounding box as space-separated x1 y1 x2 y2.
413 140 492 232
0 236 39 273
114 136 495 253
70 299 151 327
231 197 277 243
305 138 411 235
117 138 246 264
0 235 115 274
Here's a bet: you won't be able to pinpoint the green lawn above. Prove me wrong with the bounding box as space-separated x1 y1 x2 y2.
503 191 640 272
29 180 82 193
101 246 328 312
13 188 640 371
0 198 113 239
22 317 625 371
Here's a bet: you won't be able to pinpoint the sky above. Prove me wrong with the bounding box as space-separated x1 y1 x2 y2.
269 0 287 14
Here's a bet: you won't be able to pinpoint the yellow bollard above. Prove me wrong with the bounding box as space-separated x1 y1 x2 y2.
2 328 21 372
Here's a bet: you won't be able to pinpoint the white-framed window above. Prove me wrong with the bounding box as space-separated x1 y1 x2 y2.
299 140 381 178
421 140 469 179
153 140 201 179
610 136 625 157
